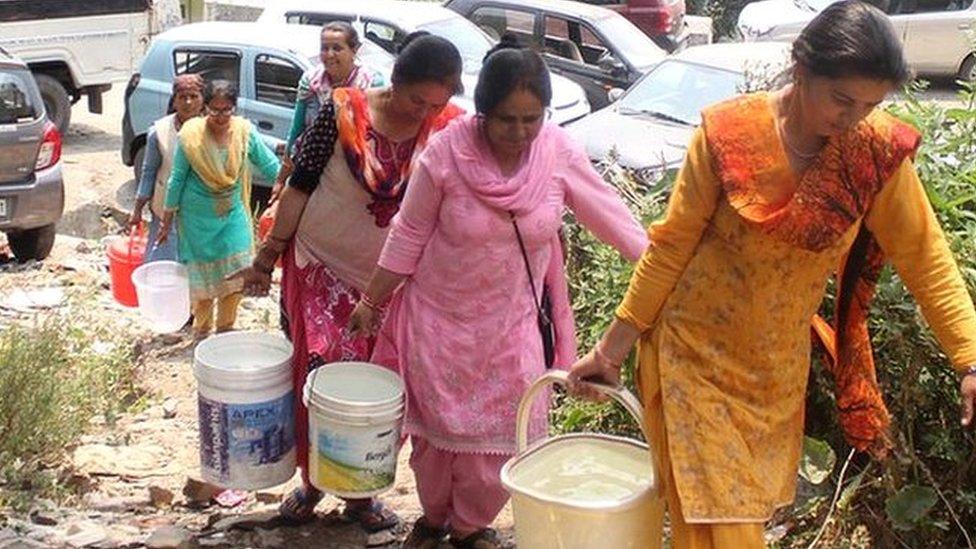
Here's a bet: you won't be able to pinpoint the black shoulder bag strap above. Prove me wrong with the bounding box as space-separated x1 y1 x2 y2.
510 212 556 369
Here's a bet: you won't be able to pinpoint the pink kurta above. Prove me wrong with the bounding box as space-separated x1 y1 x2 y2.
372 116 647 454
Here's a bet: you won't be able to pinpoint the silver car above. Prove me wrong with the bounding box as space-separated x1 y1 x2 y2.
738 0 976 80
0 49 64 261
566 42 792 176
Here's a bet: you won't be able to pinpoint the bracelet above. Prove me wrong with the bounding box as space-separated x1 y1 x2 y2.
360 293 384 311
963 366 976 379
593 344 622 370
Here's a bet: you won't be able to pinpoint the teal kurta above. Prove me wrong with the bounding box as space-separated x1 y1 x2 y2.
164 128 280 300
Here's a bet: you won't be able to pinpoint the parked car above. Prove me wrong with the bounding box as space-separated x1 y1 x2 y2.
566 42 791 176
737 0 976 80
578 0 688 51
0 0 182 133
445 0 667 109
257 0 592 125
121 22 395 184
0 50 64 261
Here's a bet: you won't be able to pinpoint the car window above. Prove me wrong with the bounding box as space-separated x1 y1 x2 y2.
173 49 241 84
579 0 626 5
0 70 40 124
363 20 406 54
285 11 354 25
543 15 617 69
417 18 493 72
254 54 303 108
470 6 536 44
593 14 666 69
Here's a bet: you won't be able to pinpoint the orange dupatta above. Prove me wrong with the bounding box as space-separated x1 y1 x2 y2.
702 93 921 457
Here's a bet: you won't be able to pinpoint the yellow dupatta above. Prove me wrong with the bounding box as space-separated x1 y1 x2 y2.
178 116 252 217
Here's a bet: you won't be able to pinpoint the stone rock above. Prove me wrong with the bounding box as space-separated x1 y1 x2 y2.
63 520 107 548
28 509 59 526
73 443 173 478
209 511 280 532
162 399 178 419
149 485 175 508
253 528 285 548
144 526 197 549
182 477 222 505
366 530 397 547
253 492 280 505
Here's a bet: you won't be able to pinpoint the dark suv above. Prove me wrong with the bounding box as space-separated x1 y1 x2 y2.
0 49 64 261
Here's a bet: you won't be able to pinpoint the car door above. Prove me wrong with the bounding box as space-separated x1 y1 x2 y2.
541 14 631 109
896 0 975 75
237 49 306 186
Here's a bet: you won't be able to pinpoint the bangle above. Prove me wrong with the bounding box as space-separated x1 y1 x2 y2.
593 344 622 370
962 366 976 379
360 293 384 311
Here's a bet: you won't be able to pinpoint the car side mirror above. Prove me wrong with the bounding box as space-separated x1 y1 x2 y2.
599 56 627 78
607 88 626 102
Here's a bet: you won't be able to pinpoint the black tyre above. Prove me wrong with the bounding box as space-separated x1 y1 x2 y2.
132 143 145 183
34 74 72 134
958 53 976 82
7 224 57 261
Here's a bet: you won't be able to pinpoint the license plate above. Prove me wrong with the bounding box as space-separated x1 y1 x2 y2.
0 198 7 219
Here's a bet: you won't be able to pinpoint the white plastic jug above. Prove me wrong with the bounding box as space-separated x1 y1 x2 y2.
131 260 190 333
501 371 663 549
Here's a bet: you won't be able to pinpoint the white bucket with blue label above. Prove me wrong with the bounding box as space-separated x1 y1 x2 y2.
194 331 296 490
303 362 404 499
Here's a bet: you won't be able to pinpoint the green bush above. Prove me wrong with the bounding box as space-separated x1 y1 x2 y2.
686 0 755 39
559 81 976 546
0 306 140 508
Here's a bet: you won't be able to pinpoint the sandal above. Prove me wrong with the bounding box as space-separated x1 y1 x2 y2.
342 499 399 533
402 517 448 549
278 486 323 525
450 528 502 549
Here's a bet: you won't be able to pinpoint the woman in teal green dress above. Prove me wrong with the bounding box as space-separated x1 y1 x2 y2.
158 79 285 337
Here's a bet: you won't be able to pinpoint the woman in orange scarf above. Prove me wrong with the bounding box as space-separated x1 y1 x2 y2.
569 2 976 547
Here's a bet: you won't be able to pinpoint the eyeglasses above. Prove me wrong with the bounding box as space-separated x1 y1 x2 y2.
207 105 236 116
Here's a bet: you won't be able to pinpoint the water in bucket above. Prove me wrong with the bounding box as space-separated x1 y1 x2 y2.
194 332 296 490
502 371 663 549
303 362 404 499
131 261 190 333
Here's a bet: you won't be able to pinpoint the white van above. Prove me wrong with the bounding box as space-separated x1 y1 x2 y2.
0 0 181 132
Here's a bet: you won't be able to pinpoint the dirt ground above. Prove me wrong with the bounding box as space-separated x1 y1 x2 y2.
0 85 515 548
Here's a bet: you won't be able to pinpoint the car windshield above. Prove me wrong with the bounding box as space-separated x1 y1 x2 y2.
0 70 40 124
595 14 667 70
418 18 492 72
617 60 740 126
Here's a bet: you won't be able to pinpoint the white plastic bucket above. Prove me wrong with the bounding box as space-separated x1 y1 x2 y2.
131 260 190 333
303 362 404 499
501 371 662 549
194 331 296 490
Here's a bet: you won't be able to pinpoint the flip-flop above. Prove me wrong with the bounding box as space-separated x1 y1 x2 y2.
278 486 323 525
450 528 502 549
402 517 448 549
342 499 399 533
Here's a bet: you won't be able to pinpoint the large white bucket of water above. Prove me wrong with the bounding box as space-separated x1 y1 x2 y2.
194 331 296 490
303 362 404 499
131 260 190 333
501 371 662 549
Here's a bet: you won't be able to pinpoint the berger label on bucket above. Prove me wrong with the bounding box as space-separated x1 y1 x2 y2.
315 423 400 493
304 362 405 498
198 392 295 485
194 332 297 490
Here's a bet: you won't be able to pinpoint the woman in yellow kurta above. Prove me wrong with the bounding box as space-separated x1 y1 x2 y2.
568 2 976 547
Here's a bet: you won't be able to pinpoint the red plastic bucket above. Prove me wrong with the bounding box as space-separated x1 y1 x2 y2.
107 226 147 307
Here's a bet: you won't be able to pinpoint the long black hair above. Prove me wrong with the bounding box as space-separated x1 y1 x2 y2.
793 0 909 85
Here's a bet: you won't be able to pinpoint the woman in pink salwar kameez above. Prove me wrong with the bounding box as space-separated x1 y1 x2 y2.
350 43 648 549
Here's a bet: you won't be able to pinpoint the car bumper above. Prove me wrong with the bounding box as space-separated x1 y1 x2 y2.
0 162 65 231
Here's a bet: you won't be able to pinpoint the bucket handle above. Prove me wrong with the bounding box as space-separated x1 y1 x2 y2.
516 370 650 455
128 221 146 257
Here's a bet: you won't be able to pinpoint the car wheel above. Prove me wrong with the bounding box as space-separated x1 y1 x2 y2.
958 53 976 82
34 74 72 134
132 143 145 183
7 224 57 262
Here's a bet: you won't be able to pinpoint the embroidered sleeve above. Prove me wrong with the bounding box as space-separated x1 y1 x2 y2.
288 97 338 194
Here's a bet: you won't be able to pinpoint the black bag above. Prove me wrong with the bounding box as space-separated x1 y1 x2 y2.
511 213 556 369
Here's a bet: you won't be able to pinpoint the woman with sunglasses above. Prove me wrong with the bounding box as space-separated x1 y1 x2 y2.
157 79 286 338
